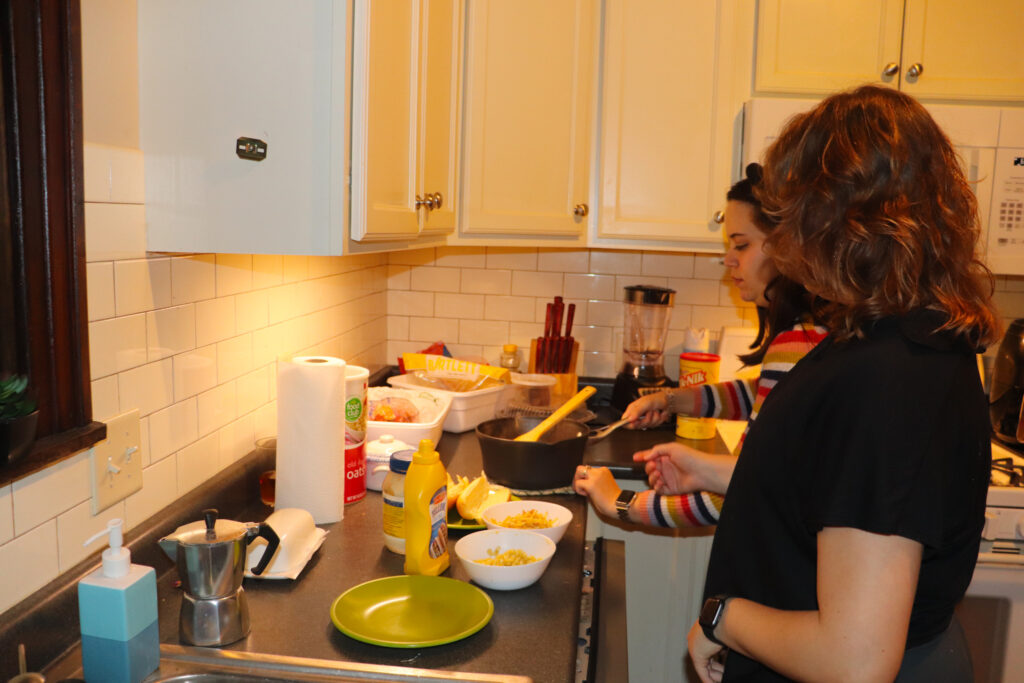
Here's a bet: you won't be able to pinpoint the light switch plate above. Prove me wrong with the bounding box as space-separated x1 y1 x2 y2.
90 409 143 514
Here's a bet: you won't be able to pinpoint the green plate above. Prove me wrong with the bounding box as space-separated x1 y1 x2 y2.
330 575 494 648
447 492 521 530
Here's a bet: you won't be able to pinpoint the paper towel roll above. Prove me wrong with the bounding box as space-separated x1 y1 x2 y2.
276 356 346 523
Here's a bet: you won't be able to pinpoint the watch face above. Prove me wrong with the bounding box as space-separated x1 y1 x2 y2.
700 597 724 626
616 490 636 507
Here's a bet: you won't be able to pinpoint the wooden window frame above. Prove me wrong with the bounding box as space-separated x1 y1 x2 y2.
1 0 104 488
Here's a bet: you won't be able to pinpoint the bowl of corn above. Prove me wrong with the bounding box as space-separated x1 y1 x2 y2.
481 500 572 544
454 529 556 591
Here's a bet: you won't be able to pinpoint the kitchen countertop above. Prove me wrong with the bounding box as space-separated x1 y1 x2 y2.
33 396 727 683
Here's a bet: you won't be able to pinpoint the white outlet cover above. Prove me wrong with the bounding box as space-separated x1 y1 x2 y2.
90 409 143 514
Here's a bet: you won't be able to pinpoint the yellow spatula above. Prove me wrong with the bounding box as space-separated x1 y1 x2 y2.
514 385 597 442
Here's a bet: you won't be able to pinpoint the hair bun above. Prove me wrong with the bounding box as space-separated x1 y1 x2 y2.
745 163 763 184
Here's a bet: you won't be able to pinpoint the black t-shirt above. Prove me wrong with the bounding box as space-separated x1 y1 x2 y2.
704 310 991 682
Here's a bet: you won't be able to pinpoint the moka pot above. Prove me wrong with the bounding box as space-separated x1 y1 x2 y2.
159 508 279 646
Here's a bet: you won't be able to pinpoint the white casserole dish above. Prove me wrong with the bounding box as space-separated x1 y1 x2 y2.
386 374 504 433
365 386 451 446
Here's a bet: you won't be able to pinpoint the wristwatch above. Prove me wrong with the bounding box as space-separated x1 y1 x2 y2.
699 595 730 646
614 490 637 522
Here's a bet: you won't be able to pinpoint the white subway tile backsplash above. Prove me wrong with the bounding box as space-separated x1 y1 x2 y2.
693 254 726 280
486 247 537 271
236 366 271 416
0 520 58 614
435 293 484 319
252 254 284 290
217 333 253 383
57 500 124 572
171 255 216 305
574 325 615 353
388 290 434 317
173 346 218 401
218 414 255 469
118 358 174 416
409 317 456 343
387 316 409 340
387 248 436 267
126 455 178 530
510 270 564 298
410 266 462 293
216 254 254 297
435 246 486 268
147 304 196 361
537 249 589 273
85 202 147 262
12 454 91 536
691 304 746 332
670 278 723 306
484 296 536 322
176 433 222 495
235 290 270 332
90 376 120 421
614 274 668 292
148 398 198 463
197 382 238 437
461 268 511 295
282 255 311 283
195 297 237 347
387 265 411 290
115 258 172 315
459 319 510 346
587 300 622 327
564 273 616 300
89 314 147 379
591 249 642 275
642 251 694 278
86 262 116 321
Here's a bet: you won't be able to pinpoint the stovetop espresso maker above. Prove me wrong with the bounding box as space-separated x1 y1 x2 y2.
159 508 279 647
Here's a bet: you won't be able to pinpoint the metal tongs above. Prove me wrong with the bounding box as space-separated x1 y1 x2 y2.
588 417 630 442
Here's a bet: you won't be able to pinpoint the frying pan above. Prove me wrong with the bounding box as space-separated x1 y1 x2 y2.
476 416 588 490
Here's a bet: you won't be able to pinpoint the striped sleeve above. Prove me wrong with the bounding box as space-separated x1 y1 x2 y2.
694 378 757 420
633 489 725 528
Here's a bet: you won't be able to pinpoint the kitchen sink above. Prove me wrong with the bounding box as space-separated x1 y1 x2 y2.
143 645 531 683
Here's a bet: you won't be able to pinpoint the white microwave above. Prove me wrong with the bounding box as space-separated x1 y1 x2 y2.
742 98 1024 277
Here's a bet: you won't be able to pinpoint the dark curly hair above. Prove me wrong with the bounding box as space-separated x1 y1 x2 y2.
727 163 820 365
757 85 998 346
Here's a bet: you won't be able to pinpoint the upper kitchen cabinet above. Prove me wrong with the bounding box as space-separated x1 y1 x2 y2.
456 0 597 242
350 0 463 243
755 0 1024 103
592 0 752 251
139 1 349 255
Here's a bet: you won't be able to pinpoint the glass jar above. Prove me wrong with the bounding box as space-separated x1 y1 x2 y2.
499 343 522 373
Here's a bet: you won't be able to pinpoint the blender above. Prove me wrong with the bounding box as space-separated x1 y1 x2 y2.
612 285 677 410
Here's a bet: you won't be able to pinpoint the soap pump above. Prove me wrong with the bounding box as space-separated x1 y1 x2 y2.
78 519 159 683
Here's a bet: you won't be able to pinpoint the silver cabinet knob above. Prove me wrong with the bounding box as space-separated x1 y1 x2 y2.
574 203 589 218
713 210 725 224
906 62 923 78
415 194 436 210
882 62 899 77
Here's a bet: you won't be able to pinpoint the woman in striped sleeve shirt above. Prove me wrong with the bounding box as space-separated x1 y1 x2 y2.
572 164 827 528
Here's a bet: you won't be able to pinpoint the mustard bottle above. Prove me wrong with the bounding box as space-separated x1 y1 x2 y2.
403 439 449 576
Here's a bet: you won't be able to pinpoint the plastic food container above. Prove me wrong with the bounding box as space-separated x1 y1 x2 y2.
387 374 504 433
365 435 414 491
365 387 451 446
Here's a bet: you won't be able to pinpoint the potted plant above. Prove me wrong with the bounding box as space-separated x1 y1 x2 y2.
1 374 39 464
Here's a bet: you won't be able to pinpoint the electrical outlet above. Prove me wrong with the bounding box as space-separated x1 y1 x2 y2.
90 409 143 514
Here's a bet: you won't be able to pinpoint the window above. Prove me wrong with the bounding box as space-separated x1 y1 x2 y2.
1 0 104 486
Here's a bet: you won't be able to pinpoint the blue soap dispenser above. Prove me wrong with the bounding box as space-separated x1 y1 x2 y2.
78 518 160 683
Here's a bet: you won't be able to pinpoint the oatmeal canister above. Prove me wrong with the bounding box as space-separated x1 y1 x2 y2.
676 352 720 440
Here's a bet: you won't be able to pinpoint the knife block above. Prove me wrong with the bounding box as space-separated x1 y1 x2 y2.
528 340 579 403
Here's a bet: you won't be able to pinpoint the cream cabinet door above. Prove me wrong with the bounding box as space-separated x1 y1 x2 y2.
754 0 904 94
900 0 1024 102
595 0 747 249
351 0 461 242
459 0 596 237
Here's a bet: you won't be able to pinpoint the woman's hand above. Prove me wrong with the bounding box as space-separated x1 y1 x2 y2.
633 443 736 496
621 392 670 428
572 465 621 518
688 620 726 683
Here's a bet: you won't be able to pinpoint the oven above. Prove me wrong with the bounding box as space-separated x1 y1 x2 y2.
957 441 1024 683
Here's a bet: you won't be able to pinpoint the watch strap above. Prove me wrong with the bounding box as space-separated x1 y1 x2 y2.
615 490 637 522
699 594 729 646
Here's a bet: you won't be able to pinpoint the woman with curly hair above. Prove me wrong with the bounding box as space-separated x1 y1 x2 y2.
670 85 999 682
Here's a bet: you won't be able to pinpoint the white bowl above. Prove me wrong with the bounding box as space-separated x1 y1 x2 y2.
365 387 452 447
454 529 556 591
481 500 572 544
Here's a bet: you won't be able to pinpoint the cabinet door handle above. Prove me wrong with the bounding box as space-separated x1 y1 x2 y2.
713 210 725 224
415 194 436 210
881 62 899 77
906 62 923 78
430 192 443 210
573 203 589 218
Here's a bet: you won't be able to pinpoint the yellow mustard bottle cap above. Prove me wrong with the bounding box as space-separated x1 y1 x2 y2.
413 439 439 464
502 343 518 353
